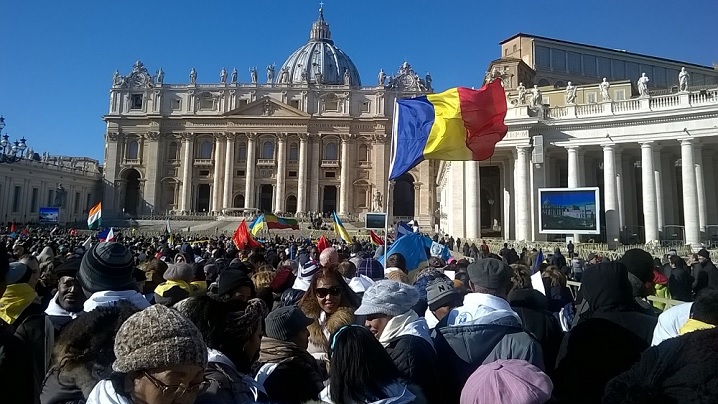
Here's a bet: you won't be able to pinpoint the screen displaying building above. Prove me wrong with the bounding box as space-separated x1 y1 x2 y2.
538 188 600 234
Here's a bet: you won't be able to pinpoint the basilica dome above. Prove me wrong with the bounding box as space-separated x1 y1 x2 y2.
277 8 361 86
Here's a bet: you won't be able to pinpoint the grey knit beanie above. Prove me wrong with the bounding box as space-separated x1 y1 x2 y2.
264 305 314 342
112 304 208 373
355 280 419 316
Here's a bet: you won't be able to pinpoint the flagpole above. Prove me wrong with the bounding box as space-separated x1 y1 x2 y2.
384 100 399 244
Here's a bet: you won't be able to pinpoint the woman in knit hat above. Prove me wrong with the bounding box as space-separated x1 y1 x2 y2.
460 359 553 404
154 262 194 306
355 280 439 403
87 304 209 404
299 264 360 360
320 325 423 404
177 296 269 404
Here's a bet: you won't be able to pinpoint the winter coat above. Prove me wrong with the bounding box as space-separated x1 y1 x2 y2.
508 288 564 374
550 252 567 270
320 381 424 404
40 367 84 404
604 328 718 403
253 337 326 403
691 263 710 295
703 260 718 291
434 292 544 404
196 349 257 404
669 266 695 302
304 306 355 360
0 326 35 404
554 262 658 404
380 312 440 403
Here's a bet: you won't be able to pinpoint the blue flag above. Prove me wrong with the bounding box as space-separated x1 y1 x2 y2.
381 232 428 272
423 236 452 261
532 249 545 274
395 221 413 240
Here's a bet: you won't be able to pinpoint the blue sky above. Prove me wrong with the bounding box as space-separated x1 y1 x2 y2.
1 0 717 162
542 190 597 207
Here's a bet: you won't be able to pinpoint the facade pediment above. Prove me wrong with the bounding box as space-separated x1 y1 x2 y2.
224 97 310 118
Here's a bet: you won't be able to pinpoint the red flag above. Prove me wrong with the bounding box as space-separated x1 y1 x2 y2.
10 223 16 233
317 235 330 252
369 230 385 246
233 220 261 249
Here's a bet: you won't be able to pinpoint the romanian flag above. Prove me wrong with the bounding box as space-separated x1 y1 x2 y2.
232 220 262 249
369 230 384 246
389 80 508 180
263 213 299 230
248 214 265 236
332 212 352 244
87 202 102 229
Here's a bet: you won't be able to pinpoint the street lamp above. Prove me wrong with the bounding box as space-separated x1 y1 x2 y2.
0 117 30 164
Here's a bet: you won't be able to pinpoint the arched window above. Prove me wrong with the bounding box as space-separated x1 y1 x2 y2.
262 141 274 159
358 144 369 162
167 142 178 161
324 142 338 160
199 141 213 159
237 143 247 161
126 140 139 160
537 78 551 87
289 143 299 162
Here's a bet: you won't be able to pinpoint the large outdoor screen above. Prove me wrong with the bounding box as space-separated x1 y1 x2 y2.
39 207 60 224
538 187 601 234
365 212 387 229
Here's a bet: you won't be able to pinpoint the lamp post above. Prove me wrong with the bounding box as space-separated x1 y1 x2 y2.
0 116 29 164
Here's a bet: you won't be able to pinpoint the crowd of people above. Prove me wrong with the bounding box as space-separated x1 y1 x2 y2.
1 226 718 403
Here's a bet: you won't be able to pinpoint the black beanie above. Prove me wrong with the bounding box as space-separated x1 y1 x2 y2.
78 242 136 293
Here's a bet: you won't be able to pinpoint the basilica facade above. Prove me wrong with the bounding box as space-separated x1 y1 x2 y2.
103 8 436 227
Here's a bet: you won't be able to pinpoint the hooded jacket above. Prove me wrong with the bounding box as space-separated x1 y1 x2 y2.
554 262 658 404
508 288 564 374
320 381 419 404
379 311 440 403
196 348 257 404
604 328 718 403
433 292 544 403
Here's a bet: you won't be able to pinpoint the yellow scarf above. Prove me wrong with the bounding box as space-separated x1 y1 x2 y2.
190 281 208 297
0 283 38 325
154 280 191 296
679 318 716 335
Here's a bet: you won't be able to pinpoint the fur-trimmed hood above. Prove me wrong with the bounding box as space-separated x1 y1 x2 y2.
305 306 355 356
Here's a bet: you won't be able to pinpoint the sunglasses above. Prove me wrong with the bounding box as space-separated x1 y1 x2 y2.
315 286 342 298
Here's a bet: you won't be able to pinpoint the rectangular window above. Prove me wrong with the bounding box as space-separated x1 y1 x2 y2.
130 94 143 109
289 100 300 109
172 98 182 110
583 55 597 77
288 171 297 178
535 46 551 68
587 92 597 103
199 170 210 176
541 96 550 105
30 188 39 213
361 101 370 113
324 100 339 111
74 192 80 214
47 189 55 207
86 193 92 212
325 172 336 178
551 49 567 72
504 48 509 56
238 99 248 107
653 67 666 86
598 57 612 78
513 44 517 52
567 52 582 74
199 97 214 110
12 186 21 212
625 62 640 81
614 89 626 101
612 60 625 80
237 170 245 177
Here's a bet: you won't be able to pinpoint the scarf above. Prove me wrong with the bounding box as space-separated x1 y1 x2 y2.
0 283 38 324
83 290 151 312
190 281 208 296
447 292 522 326
44 292 80 320
679 318 716 335
154 280 191 296
378 310 434 349
86 379 131 404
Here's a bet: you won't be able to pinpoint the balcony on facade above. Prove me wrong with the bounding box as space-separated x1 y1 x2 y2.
256 159 276 167
193 159 214 166
321 160 340 168
124 158 141 166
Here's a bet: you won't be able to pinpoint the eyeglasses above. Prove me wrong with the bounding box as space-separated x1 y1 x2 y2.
142 371 210 398
315 286 342 298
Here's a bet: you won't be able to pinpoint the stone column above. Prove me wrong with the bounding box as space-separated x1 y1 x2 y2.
515 146 531 241
449 162 466 238
180 133 194 213
211 134 225 214
603 144 620 248
339 135 350 215
464 161 481 240
641 142 659 243
694 144 707 232
653 148 664 235
274 133 287 212
502 159 513 240
566 146 581 240
681 139 701 248
309 135 320 212
615 149 625 230
223 133 235 209
703 149 718 225
297 133 309 214
244 133 257 208
661 153 675 226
